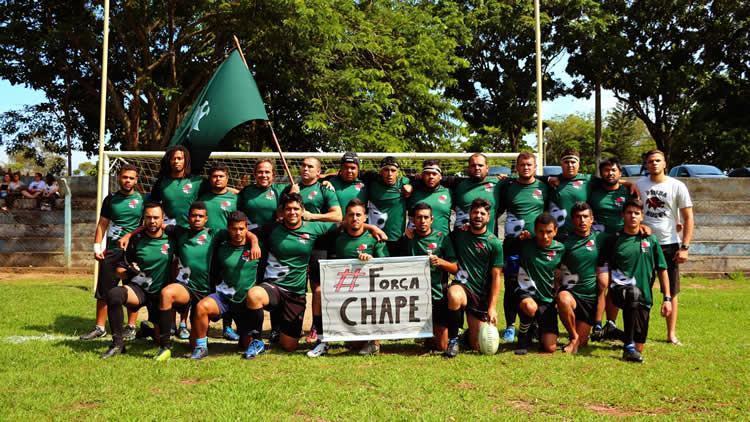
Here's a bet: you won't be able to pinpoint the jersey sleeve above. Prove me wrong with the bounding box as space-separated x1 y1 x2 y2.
490 237 505 268
100 195 113 219
675 181 693 209
651 235 668 271
322 183 340 210
441 233 457 261
374 240 389 257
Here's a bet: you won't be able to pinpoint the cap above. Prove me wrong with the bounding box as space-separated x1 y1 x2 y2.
380 156 400 169
341 152 360 166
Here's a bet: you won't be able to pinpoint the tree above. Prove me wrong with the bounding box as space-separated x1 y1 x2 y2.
602 102 655 164
543 113 595 171
74 161 97 177
0 103 71 174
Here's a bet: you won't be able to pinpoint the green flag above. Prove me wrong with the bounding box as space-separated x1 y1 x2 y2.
169 50 268 170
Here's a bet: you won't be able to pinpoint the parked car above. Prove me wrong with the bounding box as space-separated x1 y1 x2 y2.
728 167 750 177
542 166 562 177
488 166 512 177
668 164 727 178
621 164 648 177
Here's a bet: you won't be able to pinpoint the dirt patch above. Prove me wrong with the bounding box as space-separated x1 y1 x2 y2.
71 401 100 411
456 381 477 390
179 378 210 386
0 271 90 282
587 404 638 417
508 399 535 412
684 282 735 290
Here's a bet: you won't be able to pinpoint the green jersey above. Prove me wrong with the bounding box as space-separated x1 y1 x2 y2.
262 222 337 295
549 174 593 237
408 183 453 235
561 231 610 302
496 178 549 238
100 190 145 250
605 232 667 308
398 230 456 300
238 183 285 229
329 175 368 210
124 231 173 294
283 180 340 214
366 175 410 240
169 226 226 296
335 230 388 259
589 184 633 234
451 229 504 296
516 238 564 303
199 190 238 231
212 241 259 304
150 175 207 228
451 177 499 233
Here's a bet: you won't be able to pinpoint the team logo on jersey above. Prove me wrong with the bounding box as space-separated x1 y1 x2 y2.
265 190 276 200
196 233 207 245
427 242 438 252
299 233 310 244
128 199 140 209
646 196 666 209
615 196 626 207
241 250 251 262
641 240 650 253
160 243 170 255
308 190 319 200
532 189 543 200
474 242 486 252
585 239 595 251
572 180 584 189
484 183 494 192
220 200 231 210
182 183 193 194
357 243 368 252
545 250 557 261
438 194 448 204
355 182 364 191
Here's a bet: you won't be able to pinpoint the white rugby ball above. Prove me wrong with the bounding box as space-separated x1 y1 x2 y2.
478 322 500 355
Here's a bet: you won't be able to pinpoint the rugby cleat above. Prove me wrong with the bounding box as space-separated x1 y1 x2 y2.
590 324 604 342
444 337 459 358
306 341 329 358
269 329 280 345
190 347 208 360
100 344 126 359
602 321 624 342
177 323 190 340
154 347 171 362
622 348 643 363
514 332 532 355
243 339 266 359
123 325 136 342
136 321 155 340
223 326 240 342
502 326 516 343
80 326 106 341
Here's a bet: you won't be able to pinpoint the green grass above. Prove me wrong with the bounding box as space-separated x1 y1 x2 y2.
1 276 749 420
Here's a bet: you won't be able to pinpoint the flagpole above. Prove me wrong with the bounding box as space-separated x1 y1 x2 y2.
534 0 544 173
231 35 295 183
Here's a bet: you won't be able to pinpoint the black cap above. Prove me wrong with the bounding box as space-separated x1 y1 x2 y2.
341 152 360 166
380 156 400 169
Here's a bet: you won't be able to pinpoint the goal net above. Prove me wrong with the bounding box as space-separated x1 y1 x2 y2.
102 151 527 197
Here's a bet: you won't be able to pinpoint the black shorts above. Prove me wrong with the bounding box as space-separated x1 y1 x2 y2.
95 248 125 299
173 286 206 316
432 298 450 328
517 293 559 335
124 283 160 324
660 243 681 296
259 282 306 338
458 284 489 322
610 284 651 343
308 249 327 286
569 292 595 326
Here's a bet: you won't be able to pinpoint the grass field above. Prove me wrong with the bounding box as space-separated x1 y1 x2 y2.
1 274 749 420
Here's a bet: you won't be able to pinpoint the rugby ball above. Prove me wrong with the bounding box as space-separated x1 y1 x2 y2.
478 322 500 355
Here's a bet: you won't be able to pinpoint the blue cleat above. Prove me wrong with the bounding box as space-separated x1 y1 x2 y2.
502 326 516 343
190 347 208 360
223 326 240 341
243 339 266 359
177 322 190 340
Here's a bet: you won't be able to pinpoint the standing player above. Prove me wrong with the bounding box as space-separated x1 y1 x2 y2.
447 153 499 232
556 202 610 354
190 211 261 360
636 150 692 345
589 157 634 234
604 198 672 362
80 164 143 341
408 161 452 235
399 202 458 352
495 152 550 343
101 203 174 359
237 159 286 230
444 198 503 358
365 156 412 256
327 152 368 213
512 213 565 355
307 199 389 358
547 149 592 240
150 146 208 228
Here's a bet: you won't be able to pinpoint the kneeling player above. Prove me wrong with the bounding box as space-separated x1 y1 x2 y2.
556 202 609 354
514 213 565 355
190 211 260 359
101 203 173 359
604 199 672 362
444 198 503 357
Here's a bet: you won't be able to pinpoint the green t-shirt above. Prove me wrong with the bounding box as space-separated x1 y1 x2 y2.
549 174 593 237
408 183 453 235
169 226 226 296
212 241 259 304
335 230 388 259
150 175 207 228
451 177 499 233
199 190 238 231
561 231 610 302
496 178 549 238
589 184 633 234
262 221 337 295
398 230 456 300
451 229 504 296
238 183 285 229
366 175 410 240
329 175 368 210
124 231 173 294
516 238 565 303
605 232 667 308
100 191 145 250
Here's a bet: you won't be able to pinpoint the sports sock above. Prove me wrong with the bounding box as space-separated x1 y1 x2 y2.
159 308 175 349
518 312 533 335
196 337 208 349
96 324 105 332
622 307 635 346
248 308 264 337
624 342 636 352
594 320 602 329
503 276 517 327
313 315 323 337
447 308 462 339
106 287 128 346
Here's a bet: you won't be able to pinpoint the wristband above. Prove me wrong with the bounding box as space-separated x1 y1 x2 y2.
93 243 104 255
663 296 672 302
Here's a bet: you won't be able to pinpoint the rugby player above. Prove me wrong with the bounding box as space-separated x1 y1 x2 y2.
513 213 565 355
365 156 412 256
603 198 672 362
150 146 208 228
444 198 503 358
446 153 499 233
407 160 452 235
80 164 143 341
327 152 368 211
237 159 286 230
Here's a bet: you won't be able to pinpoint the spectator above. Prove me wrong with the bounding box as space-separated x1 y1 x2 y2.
40 174 60 211
5 172 24 209
0 173 10 210
22 172 47 201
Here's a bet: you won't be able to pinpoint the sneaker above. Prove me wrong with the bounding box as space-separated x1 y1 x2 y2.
269 329 280 345
123 325 136 342
622 348 643 363
80 326 106 341
154 347 171 362
177 323 190 340
502 326 516 343
190 347 208 360
359 341 380 356
136 321 155 340
223 326 240 341
602 321 624 342
100 344 125 359
515 332 532 355
243 339 266 359
307 341 329 358
444 337 459 358
306 326 318 344
458 329 470 348
590 324 604 342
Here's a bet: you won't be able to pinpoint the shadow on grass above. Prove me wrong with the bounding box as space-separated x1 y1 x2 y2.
24 314 95 337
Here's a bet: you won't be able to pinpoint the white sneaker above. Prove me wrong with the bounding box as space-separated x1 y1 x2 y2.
306 341 329 358
358 340 380 355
